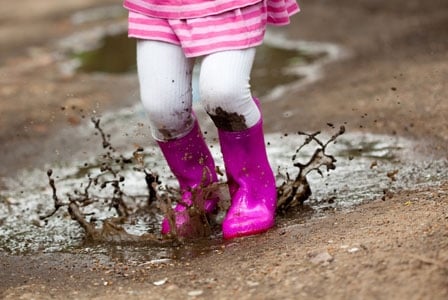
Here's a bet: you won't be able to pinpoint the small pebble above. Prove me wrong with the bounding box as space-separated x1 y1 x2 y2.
246 281 260 287
188 290 203 297
308 251 334 265
153 278 168 286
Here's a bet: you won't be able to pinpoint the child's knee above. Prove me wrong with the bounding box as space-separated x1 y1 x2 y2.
199 78 260 131
200 78 249 113
140 87 194 140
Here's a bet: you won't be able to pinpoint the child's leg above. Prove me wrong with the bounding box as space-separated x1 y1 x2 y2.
137 40 218 237
199 48 276 239
137 40 195 141
199 48 261 131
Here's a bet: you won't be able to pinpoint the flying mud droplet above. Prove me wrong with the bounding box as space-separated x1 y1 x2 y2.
276 126 345 213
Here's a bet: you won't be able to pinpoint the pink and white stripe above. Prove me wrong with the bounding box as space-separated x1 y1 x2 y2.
127 0 299 57
125 0 263 19
266 0 300 25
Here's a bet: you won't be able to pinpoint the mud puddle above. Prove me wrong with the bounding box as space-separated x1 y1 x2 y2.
0 102 447 259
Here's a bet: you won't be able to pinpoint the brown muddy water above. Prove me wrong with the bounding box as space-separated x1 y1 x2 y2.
0 6 447 261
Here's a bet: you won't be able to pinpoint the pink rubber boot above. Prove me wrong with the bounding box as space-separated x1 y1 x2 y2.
218 99 276 239
157 119 218 237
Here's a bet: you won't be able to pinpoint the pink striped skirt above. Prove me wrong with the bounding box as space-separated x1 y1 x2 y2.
128 0 299 57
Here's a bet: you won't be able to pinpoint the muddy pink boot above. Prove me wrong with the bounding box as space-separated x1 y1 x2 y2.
218 101 276 239
157 119 218 237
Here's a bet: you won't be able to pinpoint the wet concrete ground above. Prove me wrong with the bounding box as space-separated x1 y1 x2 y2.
1 0 448 299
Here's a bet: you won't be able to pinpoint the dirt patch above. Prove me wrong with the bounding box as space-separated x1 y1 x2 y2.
1 185 447 299
208 107 248 131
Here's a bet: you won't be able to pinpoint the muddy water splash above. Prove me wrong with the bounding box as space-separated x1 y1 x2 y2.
1 105 447 256
36 117 343 244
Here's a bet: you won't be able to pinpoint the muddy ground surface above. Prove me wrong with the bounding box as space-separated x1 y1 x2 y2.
1 0 447 299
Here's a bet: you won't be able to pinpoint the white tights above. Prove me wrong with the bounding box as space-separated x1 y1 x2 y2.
137 40 261 141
